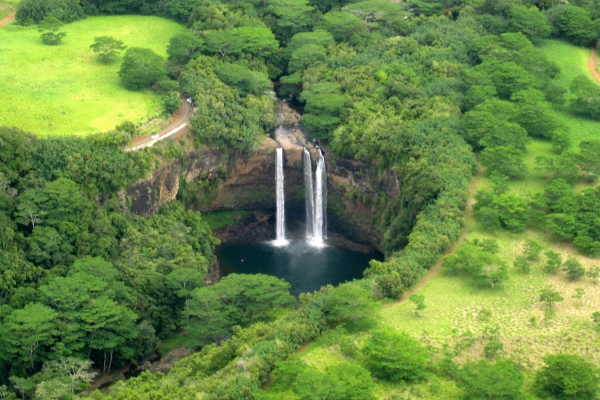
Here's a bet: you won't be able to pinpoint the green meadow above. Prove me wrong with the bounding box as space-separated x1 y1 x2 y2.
0 15 185 136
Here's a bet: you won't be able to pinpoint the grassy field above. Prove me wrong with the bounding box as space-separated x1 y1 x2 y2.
0 15 185 136
284 40 600 399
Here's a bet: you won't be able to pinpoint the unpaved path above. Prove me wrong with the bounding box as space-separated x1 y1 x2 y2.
386 162 483 308
588 47 600 85
0 11 15 28
125 95 192 152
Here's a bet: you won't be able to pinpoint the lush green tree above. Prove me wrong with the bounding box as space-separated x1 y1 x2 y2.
508 6 551 44
523 240 543 261
570 75 600 120
267 0 316 41
540 285 564 307
535 354 600 399
118 47 167 90
318 11 366 42
300 83 346 137
16 0 84 23
321 283 377 328
185 274 295 345
481 146 527 179
493 193 530 233
0 303 57 371
363 329 429 383
294 363 376 400
289 44 328 73
214 63 271 96
552 5 598 45
457 359 524 400
167 33 203 65
563 256 586 280
544 251 562 274
443 243 508 288
90 36 127 62
38 16 66 45
511 89 559 139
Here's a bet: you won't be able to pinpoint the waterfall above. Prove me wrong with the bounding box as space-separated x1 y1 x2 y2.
309 149 327 247
303 148 315 240
273 147 289 247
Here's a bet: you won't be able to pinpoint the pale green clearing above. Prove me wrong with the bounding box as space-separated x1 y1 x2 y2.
289 40 600 399
0 15 185 136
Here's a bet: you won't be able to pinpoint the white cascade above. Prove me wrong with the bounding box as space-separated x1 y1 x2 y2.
273 147 289 247
303 148 315 240
309 149 327 247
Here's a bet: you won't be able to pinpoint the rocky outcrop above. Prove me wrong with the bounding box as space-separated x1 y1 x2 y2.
126 127 398 251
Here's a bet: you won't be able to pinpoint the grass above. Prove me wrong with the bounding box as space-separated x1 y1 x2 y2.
202 210 253 231
286 39 600 399
0 15 185 136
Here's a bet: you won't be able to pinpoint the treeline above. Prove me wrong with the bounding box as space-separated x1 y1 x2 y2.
0 126 222 397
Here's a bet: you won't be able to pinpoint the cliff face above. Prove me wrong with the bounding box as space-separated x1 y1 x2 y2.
126 130 399 251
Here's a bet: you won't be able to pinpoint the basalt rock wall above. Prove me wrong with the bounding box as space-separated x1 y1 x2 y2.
126 133 399 252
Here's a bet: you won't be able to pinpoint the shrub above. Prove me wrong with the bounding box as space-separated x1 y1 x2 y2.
535 354 600 399
514 257 530 274
17 0 84 23
563 256 585 281
457 359 523 399
363 329 429 383
544 251 562 274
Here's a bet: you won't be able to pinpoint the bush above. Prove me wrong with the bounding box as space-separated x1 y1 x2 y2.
363 329 429 383
214 63 271 96
17 0 84 23
457 359 523 399
544 251 562 274
535 354 600 399
563 256 585 281
119 47 167 90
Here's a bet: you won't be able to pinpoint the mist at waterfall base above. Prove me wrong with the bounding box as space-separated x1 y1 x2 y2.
216 242 384 296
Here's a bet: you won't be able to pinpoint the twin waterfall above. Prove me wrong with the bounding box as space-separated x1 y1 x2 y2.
273 146 327 247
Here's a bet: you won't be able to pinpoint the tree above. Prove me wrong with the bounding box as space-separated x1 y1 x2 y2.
508 6 551 44
185 274 295 345
118 47 167 90
293 363 376 400
0 303 57 371
16 0 84 24
41 357 95 394
288 44 328 73
523 240 543 261
563 256 586 280
535 354 600 399
166 268 204 308
90 36 127 62
214 64 271 96
514 257 530 274
540 285 564 308
203 30 243 58
544 251 562 274
493 193 530 233
457 359 524 399
552 5 598 46
363 329 429 383
409 294 426 317
38 16 66 45
481 146 527 179
167 33 203 64
443 243 508 289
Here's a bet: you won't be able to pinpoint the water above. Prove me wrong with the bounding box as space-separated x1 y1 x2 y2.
216 241 384 296
273 147 288 247
303 148 315 240
310 150 327 247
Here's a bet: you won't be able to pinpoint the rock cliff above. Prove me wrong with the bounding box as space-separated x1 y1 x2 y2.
126 104 399 251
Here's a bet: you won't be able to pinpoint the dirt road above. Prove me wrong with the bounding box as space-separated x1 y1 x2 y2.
588 47 600 85
125 95 192 152
0 11 15 28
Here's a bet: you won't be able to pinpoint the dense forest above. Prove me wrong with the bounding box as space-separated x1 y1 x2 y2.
2 0 600 398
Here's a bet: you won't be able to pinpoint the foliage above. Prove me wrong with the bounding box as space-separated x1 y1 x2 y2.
119 47 167 90
185 274 295 345
539 285 564 307
562 256 586 280
16 0 84 23
90 36 126 62
363 329 430 383
457 359 524 399
38 16 66 45
409 294 426 317
443 243 508 288
535 354 600 399
167 33 203 65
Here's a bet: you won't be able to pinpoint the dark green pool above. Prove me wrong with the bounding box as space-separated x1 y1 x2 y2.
215 241 384 296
